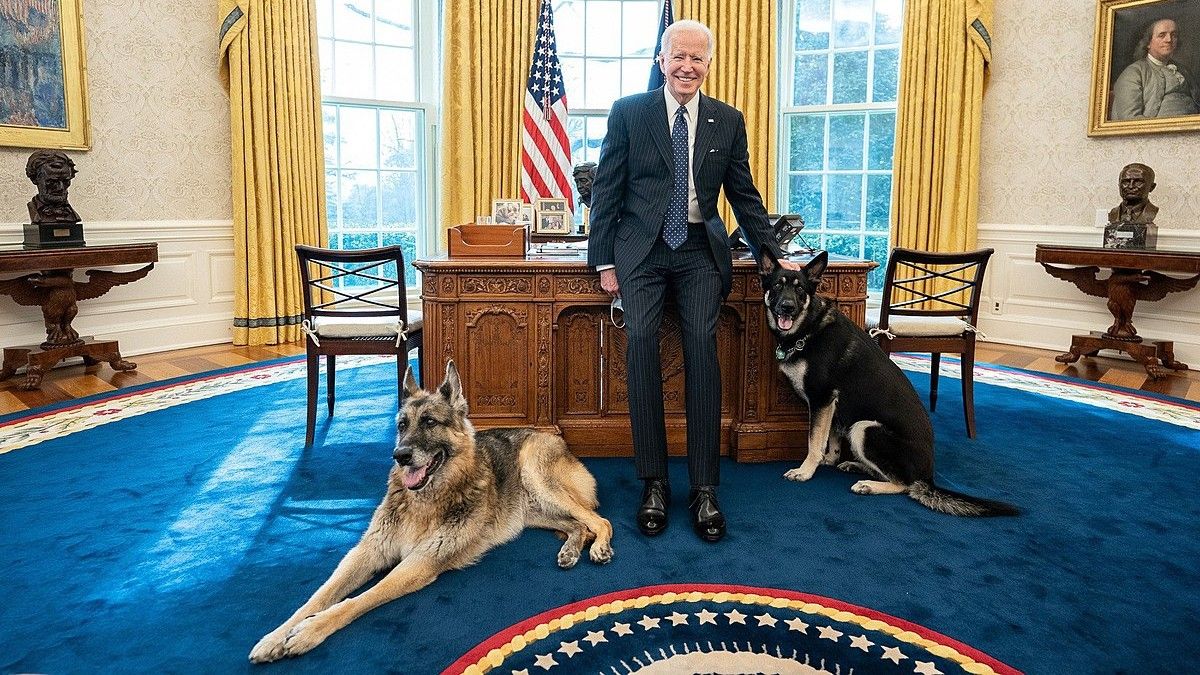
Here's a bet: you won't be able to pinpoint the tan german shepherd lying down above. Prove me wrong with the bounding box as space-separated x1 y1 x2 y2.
249 361 614 663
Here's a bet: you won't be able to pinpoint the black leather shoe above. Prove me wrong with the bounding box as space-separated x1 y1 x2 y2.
688 486 726 542
637 478 670 536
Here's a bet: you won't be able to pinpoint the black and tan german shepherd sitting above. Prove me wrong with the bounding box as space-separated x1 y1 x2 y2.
757 248 1017 517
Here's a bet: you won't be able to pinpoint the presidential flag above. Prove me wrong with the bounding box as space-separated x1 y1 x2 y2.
520 0 573 210
647 0 674 90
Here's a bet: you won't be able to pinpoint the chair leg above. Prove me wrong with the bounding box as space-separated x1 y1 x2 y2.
305 349 319 447
961 342 977 439
928 353 940 411
326 354 336 416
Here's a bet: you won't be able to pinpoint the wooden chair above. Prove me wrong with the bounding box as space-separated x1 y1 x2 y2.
872 247 993 438
295 244 422 447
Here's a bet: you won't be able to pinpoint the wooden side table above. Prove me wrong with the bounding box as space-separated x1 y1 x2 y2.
0 243 158 390
1035 244 1200 378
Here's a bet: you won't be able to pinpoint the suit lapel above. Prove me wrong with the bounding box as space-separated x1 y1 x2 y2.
693 94 716 175
645 90 672 170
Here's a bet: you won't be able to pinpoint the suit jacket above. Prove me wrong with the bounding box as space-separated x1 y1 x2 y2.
586 88 781 297
1111 57 1200 120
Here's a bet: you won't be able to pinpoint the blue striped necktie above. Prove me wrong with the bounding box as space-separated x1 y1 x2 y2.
663 105 689 249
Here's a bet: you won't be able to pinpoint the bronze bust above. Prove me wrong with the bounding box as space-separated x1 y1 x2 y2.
1107 163 1158 225
573 161 597 209
26 150 82 225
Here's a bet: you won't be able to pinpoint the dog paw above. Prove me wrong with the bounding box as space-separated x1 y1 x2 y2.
557 545 581 569
837 461 863 474
784 465 816 482
589 542 613 565
279 616 328 658
851 480 875 495
249 627 291 663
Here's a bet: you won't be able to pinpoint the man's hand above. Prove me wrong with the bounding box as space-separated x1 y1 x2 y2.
599 268 620 297
778 260 803 272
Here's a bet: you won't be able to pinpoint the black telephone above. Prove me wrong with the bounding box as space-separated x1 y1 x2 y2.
730 213 806 250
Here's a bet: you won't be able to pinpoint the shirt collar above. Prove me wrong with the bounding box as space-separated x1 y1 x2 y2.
664 89 700 121
1148 54 1167 67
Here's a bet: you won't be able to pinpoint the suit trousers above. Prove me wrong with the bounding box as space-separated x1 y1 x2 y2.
619 223 723 487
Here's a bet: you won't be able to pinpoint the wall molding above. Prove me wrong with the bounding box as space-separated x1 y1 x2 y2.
977 222 1200 365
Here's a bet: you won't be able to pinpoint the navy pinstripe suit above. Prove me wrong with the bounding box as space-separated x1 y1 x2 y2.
587 87 782 487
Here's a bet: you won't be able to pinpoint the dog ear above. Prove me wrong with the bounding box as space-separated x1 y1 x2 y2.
439 360 468 414
757 246 779 276
401 365 421 400
804 250 829 285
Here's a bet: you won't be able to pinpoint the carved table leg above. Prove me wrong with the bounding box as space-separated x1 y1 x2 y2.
1155 341 1188 372
0 348 28 382
20 350 67 390
1055 349 1082 365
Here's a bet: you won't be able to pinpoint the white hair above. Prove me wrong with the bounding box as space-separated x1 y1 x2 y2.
659 19 715 60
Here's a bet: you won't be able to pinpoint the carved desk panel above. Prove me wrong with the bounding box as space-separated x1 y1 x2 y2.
414 251 874 462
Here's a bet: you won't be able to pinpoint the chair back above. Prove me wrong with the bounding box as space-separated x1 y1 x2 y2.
877 247 994 331
295 244 409 327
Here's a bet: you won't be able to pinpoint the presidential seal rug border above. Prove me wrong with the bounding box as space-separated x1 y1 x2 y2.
446 583 1020 675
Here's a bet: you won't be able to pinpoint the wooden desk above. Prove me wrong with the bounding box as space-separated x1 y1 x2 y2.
414 251 875 462
1035 244 1200 378
0 243 158 390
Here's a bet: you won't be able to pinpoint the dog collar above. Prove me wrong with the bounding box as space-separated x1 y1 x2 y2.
775 336 807 361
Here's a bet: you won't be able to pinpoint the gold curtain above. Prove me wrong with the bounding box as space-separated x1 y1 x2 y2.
680 1 778 228
219 0 327 345
439 1 540 239
891 0 993 253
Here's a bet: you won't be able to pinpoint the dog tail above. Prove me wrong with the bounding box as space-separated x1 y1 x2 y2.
907 481 1019 517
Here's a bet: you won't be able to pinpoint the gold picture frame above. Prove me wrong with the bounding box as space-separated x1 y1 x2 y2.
0 0 91 150
1089 0 1200 137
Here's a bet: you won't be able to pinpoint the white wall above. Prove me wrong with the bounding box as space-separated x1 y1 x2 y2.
978 0 1200 364
1 1 233 356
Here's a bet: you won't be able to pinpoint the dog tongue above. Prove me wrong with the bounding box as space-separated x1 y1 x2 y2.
402 464 428 489
777 316 794 330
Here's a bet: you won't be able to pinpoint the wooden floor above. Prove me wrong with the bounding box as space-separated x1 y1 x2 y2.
1 340 1198 416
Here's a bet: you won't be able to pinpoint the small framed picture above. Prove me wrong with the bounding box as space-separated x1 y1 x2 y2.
535 198 569 215
535 211 573 235
580 206 590 236
519 203 534 224
492 199 524 225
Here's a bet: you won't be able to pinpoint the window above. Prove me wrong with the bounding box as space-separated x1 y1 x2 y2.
781 0 903 290
317 0 438 289
555 0 661 218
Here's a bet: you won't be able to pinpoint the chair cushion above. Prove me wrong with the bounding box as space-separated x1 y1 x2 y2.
883 315 969 337
311 312 420 338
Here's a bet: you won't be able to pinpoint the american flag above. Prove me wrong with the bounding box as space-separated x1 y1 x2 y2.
520 0 574 211
647 0 674 90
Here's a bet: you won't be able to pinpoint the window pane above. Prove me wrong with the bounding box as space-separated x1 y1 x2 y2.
567 115 587 163
872 48 899 102
622 58 653 96
339 107 378 168
340 171 378 228
585 116 607 163
827 174 862 229
864 235 889 290
323 105 338 165
875 0 903 46
867 111 895 170
833 0 870 47
794 0 831 51
382 229 418 287
319 39 334 93
340 232 381 254
832 50 867 104
555 0 585 56
380 109 417 169
333 1 372 41
561 56 585 103
622 1 658 57
587 2 621 57
788 114 825 171
585 58 621 108
317 0 333 38
325 169 338 226
788 174 824 223
866 175 891 231
828 113 864 170
334 41 373 98
376 46 415 101
793 53 828 106
382 171 418 228
824 233 861 258
375 0 414 47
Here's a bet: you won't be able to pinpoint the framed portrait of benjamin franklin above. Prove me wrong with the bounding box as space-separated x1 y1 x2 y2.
1089 0 1200 136
0 0 91 150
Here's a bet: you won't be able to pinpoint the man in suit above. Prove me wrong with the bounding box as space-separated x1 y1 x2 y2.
587 19 798 543
1111 18 1200 121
